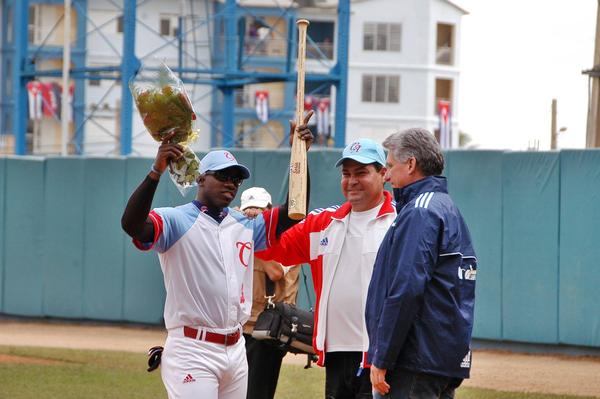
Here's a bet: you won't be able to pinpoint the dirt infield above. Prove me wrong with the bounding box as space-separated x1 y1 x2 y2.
0 320 599 397
0 353 64 365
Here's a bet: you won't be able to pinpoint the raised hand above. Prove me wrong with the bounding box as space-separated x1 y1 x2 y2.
153 131 185 174
289 110 315 150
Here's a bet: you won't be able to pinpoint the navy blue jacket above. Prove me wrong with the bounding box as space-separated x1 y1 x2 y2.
365 176 477 379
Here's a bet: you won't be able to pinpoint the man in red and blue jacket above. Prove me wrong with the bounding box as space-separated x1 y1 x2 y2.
259 138 396 399
366 128 477 399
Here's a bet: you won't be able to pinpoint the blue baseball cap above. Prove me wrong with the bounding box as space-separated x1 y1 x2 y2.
335 138 386 167
200 150 251 179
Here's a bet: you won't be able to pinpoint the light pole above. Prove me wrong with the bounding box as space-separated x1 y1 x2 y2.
551 98 567 150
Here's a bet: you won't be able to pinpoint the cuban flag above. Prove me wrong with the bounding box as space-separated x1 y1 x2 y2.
317 98 330 137
26 81 43 120
304 96 317 126
438 100 452 149
255 90 269 123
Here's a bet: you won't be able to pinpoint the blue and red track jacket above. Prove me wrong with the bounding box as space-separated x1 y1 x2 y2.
365 176 477 379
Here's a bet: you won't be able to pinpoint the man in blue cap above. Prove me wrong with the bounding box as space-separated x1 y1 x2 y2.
257 138 397 399
121 117 313 399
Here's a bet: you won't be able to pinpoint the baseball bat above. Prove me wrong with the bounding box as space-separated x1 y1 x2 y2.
288 19 310 220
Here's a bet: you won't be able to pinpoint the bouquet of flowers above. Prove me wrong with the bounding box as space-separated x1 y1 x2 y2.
130 62 200 195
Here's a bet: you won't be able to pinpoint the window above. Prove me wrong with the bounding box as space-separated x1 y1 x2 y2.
5 60 12 97
363 23 401 51
28 5 41 44
306 21 335 60
436 23 454 65
89 71 101 87
6 5 13 43
160 18 171 36
116 15 123 33
435 78 453 112
362 75 400 103
160 15 179 37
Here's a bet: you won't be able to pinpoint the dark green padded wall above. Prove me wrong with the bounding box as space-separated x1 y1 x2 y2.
445 151 503 340
0 157 5 311
0 150 599 349
558 150 600 347
3 158 45 316
501 152 560 343
83 158 126 320
43 157 86 318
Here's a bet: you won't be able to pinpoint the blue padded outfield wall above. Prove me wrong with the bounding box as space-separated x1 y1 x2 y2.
1 149 600 348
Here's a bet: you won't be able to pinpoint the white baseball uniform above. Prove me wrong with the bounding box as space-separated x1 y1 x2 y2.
134 201 280 399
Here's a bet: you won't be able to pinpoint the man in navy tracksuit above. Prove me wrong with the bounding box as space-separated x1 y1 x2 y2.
366 128 477 399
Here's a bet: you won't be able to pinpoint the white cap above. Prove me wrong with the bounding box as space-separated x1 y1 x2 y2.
240 187 272 211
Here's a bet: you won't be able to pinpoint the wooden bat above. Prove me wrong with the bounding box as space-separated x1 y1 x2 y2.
288 19 310 220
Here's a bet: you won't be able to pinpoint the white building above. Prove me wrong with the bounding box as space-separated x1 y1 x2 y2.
346 0 466 146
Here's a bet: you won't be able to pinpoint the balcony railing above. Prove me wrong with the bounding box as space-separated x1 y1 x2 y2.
243 36 334 60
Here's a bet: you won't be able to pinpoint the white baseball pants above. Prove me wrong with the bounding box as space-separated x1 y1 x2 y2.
161 330 248 399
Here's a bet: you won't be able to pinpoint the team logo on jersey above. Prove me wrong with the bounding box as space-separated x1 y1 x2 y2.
350 142 361 152
460 350 471 368
236 241 252 267
458 264 476 281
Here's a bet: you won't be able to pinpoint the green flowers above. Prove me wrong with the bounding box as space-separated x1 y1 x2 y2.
130 63 201 195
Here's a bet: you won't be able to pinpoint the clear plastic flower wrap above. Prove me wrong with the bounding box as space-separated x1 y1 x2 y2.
130 62 200 195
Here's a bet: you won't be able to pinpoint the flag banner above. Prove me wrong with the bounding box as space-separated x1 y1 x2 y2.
304 95 317 126
50 82 62 119
438 100 452 149
255 90 269 123
67 83 74 123
316 97 330 137
26 81 73 121
40 83 54 118
26 81 43 120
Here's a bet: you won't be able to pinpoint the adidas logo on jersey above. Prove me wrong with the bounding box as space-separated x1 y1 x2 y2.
320 237 329 246
183 374 196 384
460 351 471 368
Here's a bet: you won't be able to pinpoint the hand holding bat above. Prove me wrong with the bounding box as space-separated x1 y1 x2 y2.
289 110 315 150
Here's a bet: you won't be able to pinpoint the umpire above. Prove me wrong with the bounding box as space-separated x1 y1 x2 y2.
366 128 477 399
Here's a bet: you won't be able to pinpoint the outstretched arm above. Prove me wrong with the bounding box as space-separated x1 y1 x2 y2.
121 132 184 242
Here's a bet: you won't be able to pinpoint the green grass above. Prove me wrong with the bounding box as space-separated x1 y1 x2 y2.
0 346 596 399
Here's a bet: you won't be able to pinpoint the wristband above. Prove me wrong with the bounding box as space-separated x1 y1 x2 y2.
150 164 162 176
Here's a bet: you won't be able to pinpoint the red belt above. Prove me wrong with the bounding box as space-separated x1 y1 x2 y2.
183 326 241 346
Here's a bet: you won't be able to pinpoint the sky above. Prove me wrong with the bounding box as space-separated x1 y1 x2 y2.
453 0 597 150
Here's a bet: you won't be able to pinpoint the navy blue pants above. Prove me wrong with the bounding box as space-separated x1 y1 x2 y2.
373 369 462 399
244 334 286 399
325 351 373 399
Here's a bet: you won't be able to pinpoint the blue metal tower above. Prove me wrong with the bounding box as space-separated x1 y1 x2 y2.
0 0 350 155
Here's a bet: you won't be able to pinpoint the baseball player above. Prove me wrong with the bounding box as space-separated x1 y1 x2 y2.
121 117 313 399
